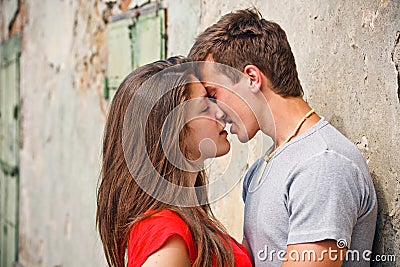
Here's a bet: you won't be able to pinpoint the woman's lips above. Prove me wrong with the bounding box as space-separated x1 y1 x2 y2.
220 130 228 135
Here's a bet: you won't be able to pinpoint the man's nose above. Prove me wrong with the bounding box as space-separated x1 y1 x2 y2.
214 103 226 122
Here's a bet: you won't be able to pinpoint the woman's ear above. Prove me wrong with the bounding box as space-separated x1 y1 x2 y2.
243 65 262 93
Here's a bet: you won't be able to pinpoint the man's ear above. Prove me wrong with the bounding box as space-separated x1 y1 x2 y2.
243 65 262 93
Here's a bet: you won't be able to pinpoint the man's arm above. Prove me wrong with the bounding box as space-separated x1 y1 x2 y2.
282 152 366 266
281 239 346 267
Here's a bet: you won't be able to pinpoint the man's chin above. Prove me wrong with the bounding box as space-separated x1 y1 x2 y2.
237 133 250 143
236 129 258 143
230 125 252 143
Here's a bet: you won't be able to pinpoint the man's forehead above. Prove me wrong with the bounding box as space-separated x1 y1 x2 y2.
197 62 226 82
194 60 244 92
197 60 217 75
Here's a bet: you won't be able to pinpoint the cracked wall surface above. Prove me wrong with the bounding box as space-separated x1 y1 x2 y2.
0 0 399 266
392 32 400 103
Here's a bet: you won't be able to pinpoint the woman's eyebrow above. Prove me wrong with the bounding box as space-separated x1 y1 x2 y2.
192 94 207 101
200 94 208 99
194 87 208 97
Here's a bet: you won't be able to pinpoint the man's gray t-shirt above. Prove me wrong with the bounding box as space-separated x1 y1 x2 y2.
243 119 377 266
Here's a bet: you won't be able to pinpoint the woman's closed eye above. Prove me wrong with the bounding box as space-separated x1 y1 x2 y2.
201 97 217 113
202 105 210 113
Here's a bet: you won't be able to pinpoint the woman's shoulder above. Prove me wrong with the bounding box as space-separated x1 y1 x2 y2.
128 209 197 267
146 209 185 221
132 209 190 233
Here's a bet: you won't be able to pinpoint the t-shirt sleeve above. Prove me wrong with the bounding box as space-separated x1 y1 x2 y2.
285 150 372 247
128 210 196 267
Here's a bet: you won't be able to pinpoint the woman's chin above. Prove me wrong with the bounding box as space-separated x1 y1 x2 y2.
215 144 231 158
196 141 231 160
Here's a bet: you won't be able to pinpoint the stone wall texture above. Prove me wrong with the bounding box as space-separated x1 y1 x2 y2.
0 0 398 266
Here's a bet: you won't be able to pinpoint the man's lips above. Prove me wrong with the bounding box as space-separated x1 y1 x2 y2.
220 130 228 135
229 124 236 134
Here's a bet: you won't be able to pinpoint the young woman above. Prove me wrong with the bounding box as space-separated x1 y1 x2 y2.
96 57 252 267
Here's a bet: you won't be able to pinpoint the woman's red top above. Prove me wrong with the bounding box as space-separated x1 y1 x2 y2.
128 209 252 266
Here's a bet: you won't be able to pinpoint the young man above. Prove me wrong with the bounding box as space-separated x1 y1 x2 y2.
188 9 377 266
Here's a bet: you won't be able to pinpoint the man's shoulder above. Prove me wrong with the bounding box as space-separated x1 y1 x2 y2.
313 121 369 171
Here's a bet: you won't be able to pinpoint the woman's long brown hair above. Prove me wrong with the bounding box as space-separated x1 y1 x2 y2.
96 57 235 266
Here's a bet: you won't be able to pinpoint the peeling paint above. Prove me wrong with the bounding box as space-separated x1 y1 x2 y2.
391 31 400 103
362 8 379 29
356 135 369 151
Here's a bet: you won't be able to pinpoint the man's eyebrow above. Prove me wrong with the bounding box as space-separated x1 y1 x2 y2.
204 85 216 92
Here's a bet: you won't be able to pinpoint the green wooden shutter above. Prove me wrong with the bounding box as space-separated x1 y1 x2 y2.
0 34 21 267
105 6 166 102
132 9 166 69
107 18 134 101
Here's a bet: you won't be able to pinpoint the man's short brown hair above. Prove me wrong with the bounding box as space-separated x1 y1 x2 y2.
188 8 303 97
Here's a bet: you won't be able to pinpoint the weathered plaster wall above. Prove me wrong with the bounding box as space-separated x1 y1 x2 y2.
165 0 201 56
1 0 109 266
0 1 19 41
